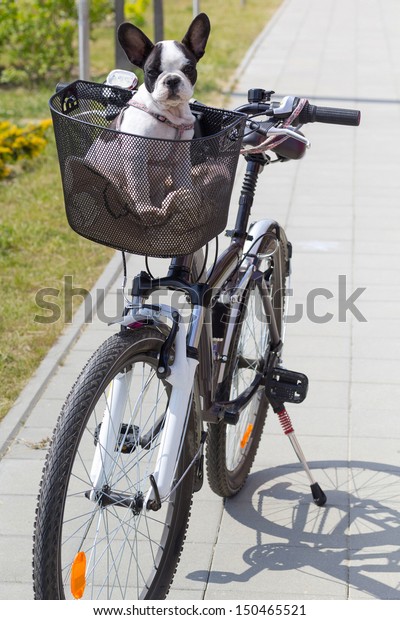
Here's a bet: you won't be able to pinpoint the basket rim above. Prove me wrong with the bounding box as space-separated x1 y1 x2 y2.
49 79 246 145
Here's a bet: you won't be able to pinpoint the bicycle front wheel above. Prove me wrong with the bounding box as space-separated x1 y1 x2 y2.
207 236 288 497
33 328 197 600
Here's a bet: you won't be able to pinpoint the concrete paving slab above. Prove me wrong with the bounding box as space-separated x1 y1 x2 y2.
4 433 51 460
0 495 38 536
168 589 206 600
23 398 64 430
0 458 44 493
185 500 224 544
204 542 349 599
0 535 33 583
172 542 216 593
0 582 34 601
2 0 400 603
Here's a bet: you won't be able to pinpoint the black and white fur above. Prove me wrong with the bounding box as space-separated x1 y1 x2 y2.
117 13 210 140
96 13 211 212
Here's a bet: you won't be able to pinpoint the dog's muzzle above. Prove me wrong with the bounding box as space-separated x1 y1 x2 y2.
164 74 183 95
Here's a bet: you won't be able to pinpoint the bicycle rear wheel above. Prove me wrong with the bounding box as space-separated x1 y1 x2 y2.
207 236 288 497
33 327 197 600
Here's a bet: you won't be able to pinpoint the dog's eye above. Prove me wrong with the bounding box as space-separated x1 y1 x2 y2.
183 65 196 79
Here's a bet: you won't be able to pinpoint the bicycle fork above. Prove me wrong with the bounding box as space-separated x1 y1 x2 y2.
89 303 202 511
144 306 199 509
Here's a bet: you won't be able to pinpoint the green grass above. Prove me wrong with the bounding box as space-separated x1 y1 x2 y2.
0 0 282 421
0 138 113 419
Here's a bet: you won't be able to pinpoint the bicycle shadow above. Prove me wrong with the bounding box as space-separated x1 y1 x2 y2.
187 460 400 599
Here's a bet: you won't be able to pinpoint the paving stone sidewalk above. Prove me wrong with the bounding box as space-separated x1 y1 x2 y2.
1 0 400 601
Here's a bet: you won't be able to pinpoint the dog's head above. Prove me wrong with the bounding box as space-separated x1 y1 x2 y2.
118 13 210 108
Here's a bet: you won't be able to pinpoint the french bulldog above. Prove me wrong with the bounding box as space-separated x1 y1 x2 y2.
117 12 210 140
110 13 211 212
80 13 212 254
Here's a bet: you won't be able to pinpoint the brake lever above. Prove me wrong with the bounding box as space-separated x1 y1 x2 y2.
267 126 311 147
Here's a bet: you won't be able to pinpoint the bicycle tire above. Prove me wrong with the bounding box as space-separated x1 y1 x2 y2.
207 235 288 497
33 327 197 600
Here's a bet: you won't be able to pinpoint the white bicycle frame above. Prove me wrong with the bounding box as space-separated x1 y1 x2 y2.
89 218 282 509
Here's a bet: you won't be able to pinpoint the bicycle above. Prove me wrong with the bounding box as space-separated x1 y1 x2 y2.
32 77 360 600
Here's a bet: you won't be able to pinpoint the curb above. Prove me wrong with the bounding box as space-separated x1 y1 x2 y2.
224 0 289 100
0 251 123 458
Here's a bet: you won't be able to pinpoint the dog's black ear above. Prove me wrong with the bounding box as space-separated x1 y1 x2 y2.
118 23 154 68
182 13 211 61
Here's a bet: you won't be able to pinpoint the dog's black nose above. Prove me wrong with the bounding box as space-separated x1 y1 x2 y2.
165 76 181 89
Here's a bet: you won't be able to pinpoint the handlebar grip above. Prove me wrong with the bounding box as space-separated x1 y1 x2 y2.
299 102 361 126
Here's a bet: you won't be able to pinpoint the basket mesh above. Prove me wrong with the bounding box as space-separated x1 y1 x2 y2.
49 81 245 257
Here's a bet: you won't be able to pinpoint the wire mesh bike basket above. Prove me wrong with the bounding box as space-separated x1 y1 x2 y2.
49 81 246 257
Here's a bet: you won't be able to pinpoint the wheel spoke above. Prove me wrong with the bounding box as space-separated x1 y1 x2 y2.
33 330 196 600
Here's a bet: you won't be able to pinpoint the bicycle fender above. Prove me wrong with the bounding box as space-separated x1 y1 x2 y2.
244 219 282 258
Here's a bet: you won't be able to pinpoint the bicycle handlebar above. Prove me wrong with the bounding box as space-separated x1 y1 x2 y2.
238 92 360 158
235 93 361 128
298 102 361 126
54 81 361 129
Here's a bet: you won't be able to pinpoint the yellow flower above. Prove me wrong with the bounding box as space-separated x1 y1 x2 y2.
0 118 52 179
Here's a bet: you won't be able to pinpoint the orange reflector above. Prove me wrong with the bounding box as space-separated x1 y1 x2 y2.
70 551 86 599
240 423 254 449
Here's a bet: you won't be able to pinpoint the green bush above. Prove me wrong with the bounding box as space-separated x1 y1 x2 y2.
125 0 150 26
0 0 112 85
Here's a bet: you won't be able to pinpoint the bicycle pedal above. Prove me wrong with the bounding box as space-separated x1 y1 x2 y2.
94 423 140 453
265 367 308 405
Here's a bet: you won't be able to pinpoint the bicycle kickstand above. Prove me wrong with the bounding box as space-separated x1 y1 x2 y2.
265 367 327 507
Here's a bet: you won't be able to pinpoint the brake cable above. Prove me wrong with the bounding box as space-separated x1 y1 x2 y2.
241 97 308 155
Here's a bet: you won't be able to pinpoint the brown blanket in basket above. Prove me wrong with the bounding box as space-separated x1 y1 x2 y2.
63 153 230 256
